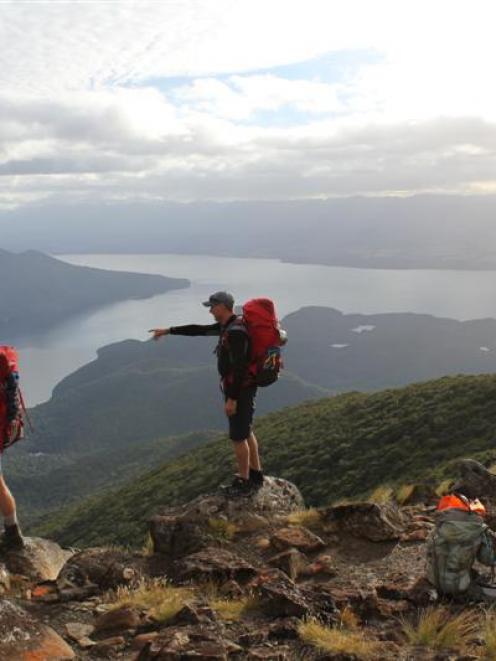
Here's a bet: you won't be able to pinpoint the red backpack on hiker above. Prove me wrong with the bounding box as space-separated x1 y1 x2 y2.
240 298 287 387
0 346 26 452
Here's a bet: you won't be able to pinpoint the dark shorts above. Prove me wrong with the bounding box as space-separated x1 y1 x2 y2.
226 386 257 442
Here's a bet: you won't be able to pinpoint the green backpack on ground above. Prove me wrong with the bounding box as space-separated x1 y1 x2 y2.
426 508 494 595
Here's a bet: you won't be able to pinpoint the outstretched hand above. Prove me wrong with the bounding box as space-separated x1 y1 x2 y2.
148 328 170 341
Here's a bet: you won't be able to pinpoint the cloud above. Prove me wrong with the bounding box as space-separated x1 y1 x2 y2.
174 75 345 120
0 0 495 207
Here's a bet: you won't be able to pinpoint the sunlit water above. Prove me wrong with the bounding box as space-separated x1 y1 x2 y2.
12 253 496 406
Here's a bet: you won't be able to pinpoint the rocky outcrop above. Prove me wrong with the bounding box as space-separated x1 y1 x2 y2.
0 477 454 659
150 476 304 557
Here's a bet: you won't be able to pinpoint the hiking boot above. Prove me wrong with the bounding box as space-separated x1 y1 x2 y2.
1 523 25 551
249 468 264 492
221 476 254 498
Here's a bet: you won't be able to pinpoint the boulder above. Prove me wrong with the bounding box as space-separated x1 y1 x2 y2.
1 536 73 582
65 621 95 642
322 502 406 542
176 547 256 584
453 459 496 499
150 514 211 558
255 570 312 618
452 459 496 529
271 526 325 553
0 598 75 659
94 606 141 633
151 477 305 557
57 546 143 592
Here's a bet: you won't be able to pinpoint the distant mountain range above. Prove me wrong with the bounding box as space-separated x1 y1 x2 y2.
1 194 496 269
0 249 189 337
13 305 496 527
34 373 496 548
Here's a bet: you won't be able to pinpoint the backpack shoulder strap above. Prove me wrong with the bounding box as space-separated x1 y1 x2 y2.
224 316 248 335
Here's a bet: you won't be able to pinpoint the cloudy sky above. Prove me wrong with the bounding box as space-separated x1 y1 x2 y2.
0 0 495 209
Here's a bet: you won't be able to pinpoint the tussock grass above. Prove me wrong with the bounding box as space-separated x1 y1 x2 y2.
210 595 260 621
110 578 194 623
368 485 393 504
286 508 322 528
395 484 415 505
298 619 379 659
402 607 478 651
140 533 154 557
340 605 360 630
208 518 237 540
435 479 453 496
482 611 496 659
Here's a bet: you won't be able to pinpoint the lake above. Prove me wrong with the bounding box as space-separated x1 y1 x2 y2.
15 253 496 406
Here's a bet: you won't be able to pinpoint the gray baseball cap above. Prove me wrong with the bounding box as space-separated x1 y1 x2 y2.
202 291 235 309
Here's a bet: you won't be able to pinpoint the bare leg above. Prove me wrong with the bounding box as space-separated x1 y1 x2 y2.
0 475 17 523
233 441 250 480
247 431 262 471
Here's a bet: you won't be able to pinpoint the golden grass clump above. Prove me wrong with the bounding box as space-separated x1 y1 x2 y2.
298 619 379 659
368 485 393 504
140 533 154 557
208 517 237 540
395 484 415 505
210 595 260 621
402 607 478 651
286 508 322 529
482 611 496 659
339 605 360 631
110 578 194 623
435 479 453 497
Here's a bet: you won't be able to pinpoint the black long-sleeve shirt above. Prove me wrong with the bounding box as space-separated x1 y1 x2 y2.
169 316 251 400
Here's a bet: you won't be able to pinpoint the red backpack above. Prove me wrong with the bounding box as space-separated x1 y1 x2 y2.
241 298 287 387
0 346 26 452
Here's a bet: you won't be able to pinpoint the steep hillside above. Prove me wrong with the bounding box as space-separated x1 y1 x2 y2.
0 249 189 336
9 430 218 525
34 373 496 547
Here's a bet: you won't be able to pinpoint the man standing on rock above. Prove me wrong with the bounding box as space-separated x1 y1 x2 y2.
149 291 264 497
